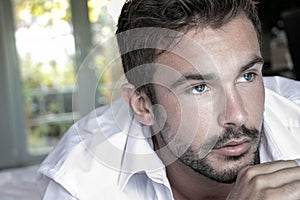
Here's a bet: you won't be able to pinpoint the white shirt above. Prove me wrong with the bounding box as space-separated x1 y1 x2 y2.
37 76 300 200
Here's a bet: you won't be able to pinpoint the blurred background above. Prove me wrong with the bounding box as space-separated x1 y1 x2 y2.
0 0 299 199
0 0 125 199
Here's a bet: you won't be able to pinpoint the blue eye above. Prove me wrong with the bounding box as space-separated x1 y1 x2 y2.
191 84 207 94
237 72 256 83
243 73 254 81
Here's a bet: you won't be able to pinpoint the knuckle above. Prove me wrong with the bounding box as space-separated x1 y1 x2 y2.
241 166 256 180
263 189 274 200
250 175 265 189
264 183 300 200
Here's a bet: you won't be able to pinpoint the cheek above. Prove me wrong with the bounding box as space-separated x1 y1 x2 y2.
164 94 215 144
241 80 265 125
154 88 181 132
254 87 265 125
161 95 181 130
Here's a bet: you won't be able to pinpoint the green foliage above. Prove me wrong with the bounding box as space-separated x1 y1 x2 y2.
15 0 121 153
14 0 71 26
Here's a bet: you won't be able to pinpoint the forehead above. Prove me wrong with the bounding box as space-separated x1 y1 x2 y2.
153 15 260 83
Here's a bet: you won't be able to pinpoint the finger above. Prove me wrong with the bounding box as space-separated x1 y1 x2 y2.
264 180 300 200
238 160 298 179
294 158 300 166
249 166 300 189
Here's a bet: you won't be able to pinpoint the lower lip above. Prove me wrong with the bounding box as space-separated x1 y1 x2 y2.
212 142 251 157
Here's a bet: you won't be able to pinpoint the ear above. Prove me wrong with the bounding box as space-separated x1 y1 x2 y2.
121 83 154 126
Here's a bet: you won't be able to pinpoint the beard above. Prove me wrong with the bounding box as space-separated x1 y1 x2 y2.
160 124 262 184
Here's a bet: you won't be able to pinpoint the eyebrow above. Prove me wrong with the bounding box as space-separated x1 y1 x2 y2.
170 72 217 89
239 56 264 74
170 55 264 89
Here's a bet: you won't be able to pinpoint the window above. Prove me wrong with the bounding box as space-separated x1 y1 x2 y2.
0 0 125 167
13 0 77 155
87 0 125 107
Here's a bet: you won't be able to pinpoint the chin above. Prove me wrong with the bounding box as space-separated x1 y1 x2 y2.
211 152 256 183
183 147 258 184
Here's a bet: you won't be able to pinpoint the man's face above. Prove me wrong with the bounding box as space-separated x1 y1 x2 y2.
151 15 265 183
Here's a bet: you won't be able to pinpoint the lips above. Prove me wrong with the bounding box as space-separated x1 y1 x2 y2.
212 138 251 157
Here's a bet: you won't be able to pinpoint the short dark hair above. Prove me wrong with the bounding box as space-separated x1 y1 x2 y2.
116 0 261 94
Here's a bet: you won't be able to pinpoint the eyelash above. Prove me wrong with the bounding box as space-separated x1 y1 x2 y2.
185 72 258 95
189 83 209 95
239 72 257 83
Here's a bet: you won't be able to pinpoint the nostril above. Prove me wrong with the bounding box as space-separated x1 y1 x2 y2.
225 122 236 126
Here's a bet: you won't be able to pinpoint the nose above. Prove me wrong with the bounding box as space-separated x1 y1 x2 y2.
218 87 248 128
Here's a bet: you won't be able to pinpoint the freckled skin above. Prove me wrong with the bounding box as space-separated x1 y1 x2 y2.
151 14 265 199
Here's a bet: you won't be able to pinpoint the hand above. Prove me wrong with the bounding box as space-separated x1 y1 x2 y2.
227 160 300 200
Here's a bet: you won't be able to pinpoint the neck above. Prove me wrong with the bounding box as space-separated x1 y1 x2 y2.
152 135 233 200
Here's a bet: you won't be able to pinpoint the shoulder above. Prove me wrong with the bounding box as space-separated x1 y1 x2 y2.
262 76 300 160
37 99 133 199
263 76 300 105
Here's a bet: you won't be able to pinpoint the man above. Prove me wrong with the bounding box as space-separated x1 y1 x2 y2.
38 0 300 199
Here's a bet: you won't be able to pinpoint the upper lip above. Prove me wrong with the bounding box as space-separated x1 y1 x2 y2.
213 138 250 149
